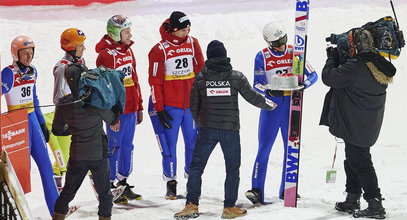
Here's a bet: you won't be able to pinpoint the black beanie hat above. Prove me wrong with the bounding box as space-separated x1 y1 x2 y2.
169 11 191 32
207 40 227 59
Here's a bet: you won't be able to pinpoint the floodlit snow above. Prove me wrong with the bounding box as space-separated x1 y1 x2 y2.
1 0 407 219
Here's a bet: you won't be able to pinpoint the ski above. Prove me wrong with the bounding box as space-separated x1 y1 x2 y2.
283 0 310 207
65 205 80 219
88 174 125 202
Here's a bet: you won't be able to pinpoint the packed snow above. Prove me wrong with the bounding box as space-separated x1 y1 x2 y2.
1 0 406 219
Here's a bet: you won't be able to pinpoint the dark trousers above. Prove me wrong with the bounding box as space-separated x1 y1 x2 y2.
344 142 381 200
54 158 113 217
186 127 241 207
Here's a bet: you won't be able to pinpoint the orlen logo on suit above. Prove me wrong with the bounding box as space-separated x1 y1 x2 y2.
206 87 231 96
116 56 132 64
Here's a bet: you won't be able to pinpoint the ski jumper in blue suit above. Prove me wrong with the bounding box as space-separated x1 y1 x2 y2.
1 63 59 216
250 45 318 202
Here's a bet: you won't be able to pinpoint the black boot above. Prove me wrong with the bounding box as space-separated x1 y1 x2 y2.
353 198 386 219
245 188 262 205
335 193 361 214
165 180 177 200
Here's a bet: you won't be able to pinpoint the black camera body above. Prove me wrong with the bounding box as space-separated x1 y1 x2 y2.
326 16 404 64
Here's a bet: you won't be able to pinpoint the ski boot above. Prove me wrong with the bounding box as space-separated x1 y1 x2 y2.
353 197 386 219
166 180 178 200
335 193 361 214
221 206 247 219
245 188 262 205
117 178 142 201
174 202 199 219
111 182 128 205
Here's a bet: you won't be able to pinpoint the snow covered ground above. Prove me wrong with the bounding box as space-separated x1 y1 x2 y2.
1 0 407 219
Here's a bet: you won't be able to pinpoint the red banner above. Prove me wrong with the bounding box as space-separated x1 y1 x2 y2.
1 110 31 193
0 0 130 6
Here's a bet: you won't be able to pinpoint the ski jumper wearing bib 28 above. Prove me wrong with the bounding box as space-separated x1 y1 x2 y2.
1 63 59 216
250 45 318 201
96 35 143 182
148 20 204 180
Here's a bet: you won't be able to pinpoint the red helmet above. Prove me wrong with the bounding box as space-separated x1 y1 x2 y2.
60 28 86 52
11 36 35 62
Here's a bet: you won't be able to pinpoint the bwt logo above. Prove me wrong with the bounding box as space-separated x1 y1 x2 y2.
295 35 305 47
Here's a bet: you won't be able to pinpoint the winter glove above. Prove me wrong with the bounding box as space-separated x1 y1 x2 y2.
299 80 311 89
137 111 143 124
266 89 284 97
111 102 123 116
157 110 173 129
40 123 50 142
326 46 340 67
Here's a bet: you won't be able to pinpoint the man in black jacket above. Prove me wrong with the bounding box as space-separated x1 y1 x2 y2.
52 62 120 220
320 30 396 219
174 40 276 219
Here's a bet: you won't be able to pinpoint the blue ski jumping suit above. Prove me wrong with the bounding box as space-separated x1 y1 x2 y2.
2 63 59 216
250 45 318 202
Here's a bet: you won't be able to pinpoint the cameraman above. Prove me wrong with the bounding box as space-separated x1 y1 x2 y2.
320 30 396 219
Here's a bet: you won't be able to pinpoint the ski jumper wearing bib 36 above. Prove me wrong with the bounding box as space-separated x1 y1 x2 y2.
250 45 318 201
96 35 143 182
1 63 59 216
148 19 204 180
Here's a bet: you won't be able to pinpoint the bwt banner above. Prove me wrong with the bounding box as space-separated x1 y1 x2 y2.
0 0 130 6
1 109 31 194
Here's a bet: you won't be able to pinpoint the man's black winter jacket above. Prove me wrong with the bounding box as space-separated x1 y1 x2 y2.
190 57 275 130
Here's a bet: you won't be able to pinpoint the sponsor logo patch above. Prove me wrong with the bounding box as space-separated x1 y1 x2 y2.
206 87 231 96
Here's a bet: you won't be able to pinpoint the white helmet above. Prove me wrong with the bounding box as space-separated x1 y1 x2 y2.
263 22 287 48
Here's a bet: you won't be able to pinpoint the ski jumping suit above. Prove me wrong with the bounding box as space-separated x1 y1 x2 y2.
148 19 204 180
96 35 143 182
1 63 59 216
250 45 318 201
45 54 86 176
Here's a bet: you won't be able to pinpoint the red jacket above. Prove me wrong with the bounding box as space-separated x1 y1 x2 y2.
148 19 204 112
95 35 143 114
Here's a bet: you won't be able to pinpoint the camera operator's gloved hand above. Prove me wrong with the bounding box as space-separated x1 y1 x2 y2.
157 110 173 129
266 89 284 97
326 46 340 67
40 123 50 142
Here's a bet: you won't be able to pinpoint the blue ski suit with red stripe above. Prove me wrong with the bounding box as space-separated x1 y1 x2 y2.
250 45 317 202
2 63 59 216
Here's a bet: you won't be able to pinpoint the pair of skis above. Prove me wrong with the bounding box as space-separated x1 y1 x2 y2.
283 0 310 208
